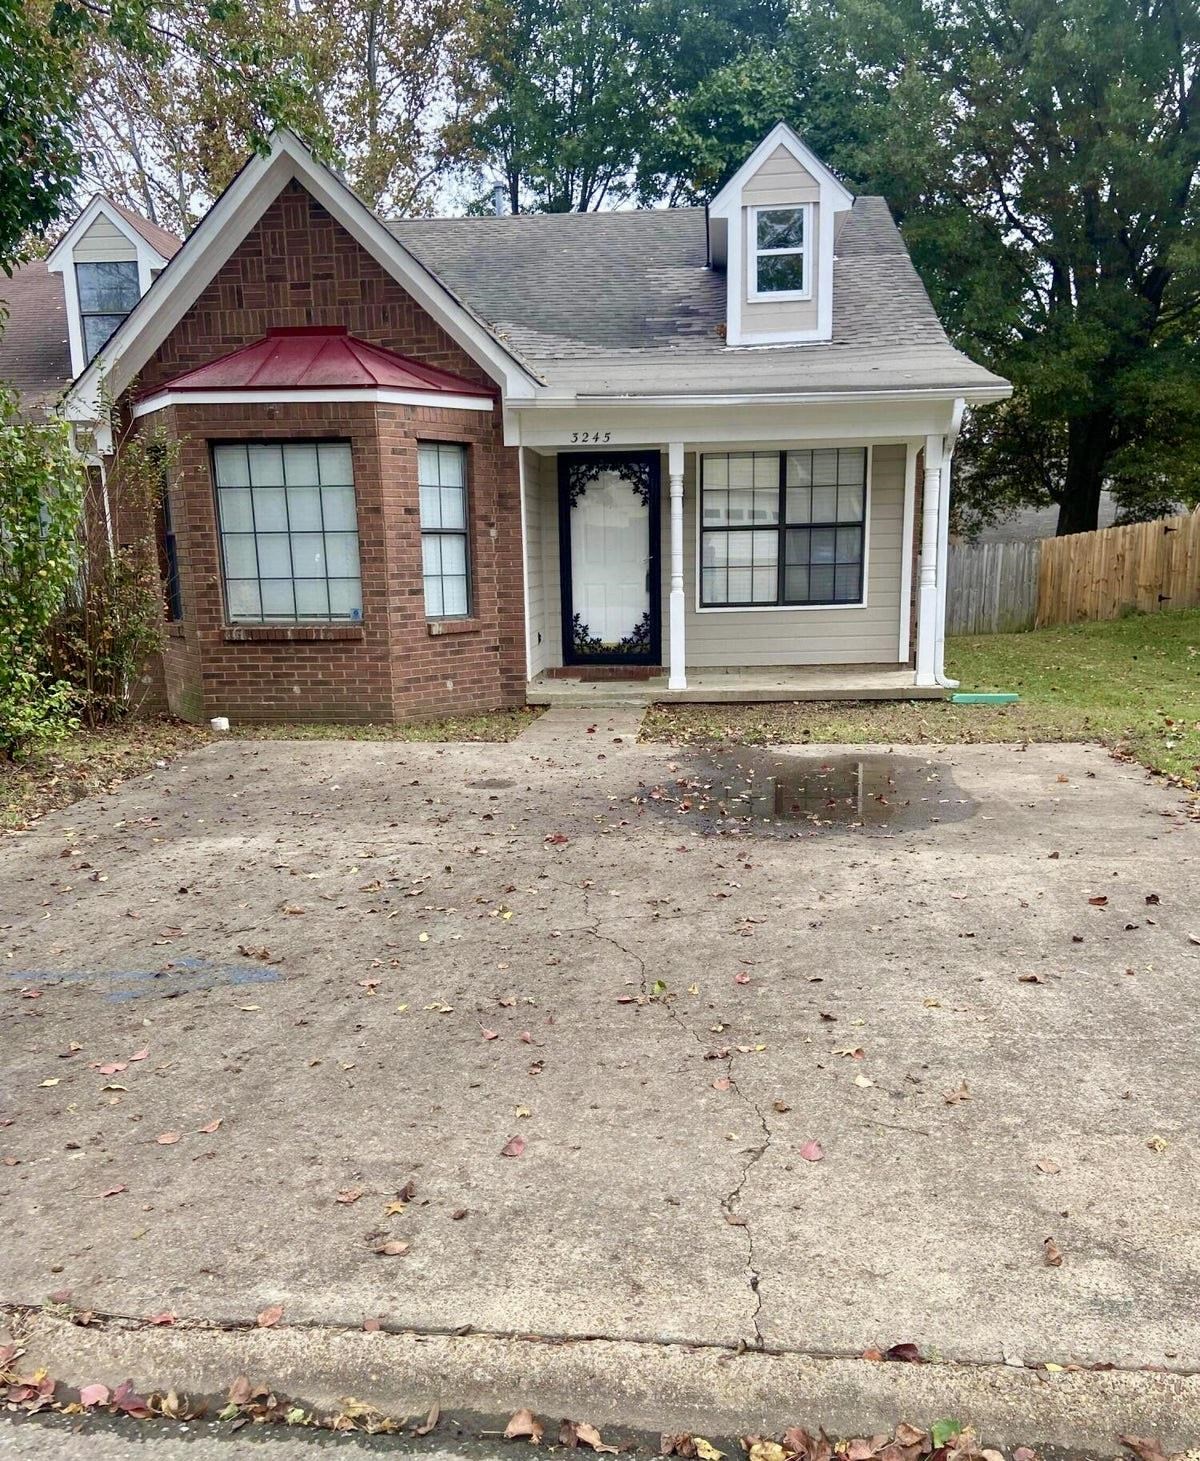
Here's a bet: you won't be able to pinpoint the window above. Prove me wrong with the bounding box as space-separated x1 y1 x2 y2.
76 261 140 361
418 443 469 618
212 442 362 624
700 448 866 608
162 492 183 622
750 205 810 298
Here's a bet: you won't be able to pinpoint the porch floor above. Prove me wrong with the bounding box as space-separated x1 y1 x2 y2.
525 665 946 707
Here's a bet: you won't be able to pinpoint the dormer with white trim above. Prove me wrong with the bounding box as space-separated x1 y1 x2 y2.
46 196 173 378
707 123 854 348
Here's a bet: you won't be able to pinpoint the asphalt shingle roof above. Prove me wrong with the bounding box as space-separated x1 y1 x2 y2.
0 262 72 411
390 197 1008 398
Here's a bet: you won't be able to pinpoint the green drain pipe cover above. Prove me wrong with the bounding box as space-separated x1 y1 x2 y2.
950 692 1020 705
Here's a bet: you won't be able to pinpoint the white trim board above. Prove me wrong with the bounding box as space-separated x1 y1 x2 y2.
132 386 495 418
64 131 541 424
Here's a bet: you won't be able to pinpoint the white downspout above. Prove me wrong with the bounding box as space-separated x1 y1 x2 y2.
934 398 966 688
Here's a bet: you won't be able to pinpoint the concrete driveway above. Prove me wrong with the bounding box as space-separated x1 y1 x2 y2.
1 712 1197 1444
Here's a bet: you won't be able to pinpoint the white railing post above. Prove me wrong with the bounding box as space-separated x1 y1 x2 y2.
915 434 944 686
667 442 686 690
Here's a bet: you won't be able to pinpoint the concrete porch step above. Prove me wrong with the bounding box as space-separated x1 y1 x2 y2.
526 666 946 707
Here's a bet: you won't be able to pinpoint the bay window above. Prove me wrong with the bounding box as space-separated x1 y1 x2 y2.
213 442 363 624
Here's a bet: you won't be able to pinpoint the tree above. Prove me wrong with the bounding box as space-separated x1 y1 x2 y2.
74 0 464 235
449 0 789 213
0 0 319 265
816 0 1200 535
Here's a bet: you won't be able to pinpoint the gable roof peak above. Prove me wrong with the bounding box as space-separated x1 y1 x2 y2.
708 122 855 219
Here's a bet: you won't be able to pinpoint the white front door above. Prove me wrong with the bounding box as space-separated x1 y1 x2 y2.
560 453 660 665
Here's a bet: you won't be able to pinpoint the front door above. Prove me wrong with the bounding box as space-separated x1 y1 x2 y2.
558 451 661 667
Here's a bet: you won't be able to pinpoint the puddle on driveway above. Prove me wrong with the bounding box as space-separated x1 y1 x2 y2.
639 750 975 837
7 956 283 1003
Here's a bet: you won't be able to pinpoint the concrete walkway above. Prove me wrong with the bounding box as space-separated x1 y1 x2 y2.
1 731 1197 1449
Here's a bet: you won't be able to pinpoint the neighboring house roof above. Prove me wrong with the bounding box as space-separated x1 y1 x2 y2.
389 197 1008 399
0 261 72 410
145 325 494 396
105 199 184 261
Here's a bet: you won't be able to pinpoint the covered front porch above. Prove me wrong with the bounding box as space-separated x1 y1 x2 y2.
526 664 946 706
513 397 961 705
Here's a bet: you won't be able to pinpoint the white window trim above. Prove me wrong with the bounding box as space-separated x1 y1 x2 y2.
693 443 872 613
418 441 472 621
747 203 813 304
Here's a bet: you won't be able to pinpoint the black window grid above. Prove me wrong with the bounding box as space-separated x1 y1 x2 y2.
213 442 362 625
700 448 867 608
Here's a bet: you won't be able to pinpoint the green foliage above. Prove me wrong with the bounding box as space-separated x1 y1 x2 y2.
0 387 84 757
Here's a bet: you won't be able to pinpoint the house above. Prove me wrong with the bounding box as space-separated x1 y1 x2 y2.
0 124 1010 723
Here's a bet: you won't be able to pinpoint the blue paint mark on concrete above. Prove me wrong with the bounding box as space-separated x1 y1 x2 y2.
7 956 282 1002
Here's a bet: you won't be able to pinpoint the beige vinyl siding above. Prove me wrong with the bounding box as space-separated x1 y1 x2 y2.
741 146 821 206
534 451 562 669
74 216 138 263
741 146 820 335
660 442 907 668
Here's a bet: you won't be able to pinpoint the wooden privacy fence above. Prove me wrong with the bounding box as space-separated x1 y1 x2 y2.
1036 507 1200 627
946 539 1040 634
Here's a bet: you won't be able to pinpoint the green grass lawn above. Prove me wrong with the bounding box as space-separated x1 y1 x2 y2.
643 608 1200 788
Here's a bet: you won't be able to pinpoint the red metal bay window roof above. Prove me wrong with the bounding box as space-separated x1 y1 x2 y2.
136 326 495 408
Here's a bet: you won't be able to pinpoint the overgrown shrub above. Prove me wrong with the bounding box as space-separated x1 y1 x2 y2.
0 387 84 758
47 426 167 727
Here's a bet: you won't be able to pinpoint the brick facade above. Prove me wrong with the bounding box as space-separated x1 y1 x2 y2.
126 180 526 724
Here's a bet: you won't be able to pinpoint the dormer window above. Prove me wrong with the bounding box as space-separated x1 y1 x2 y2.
751 206 811 299
706 123 853 346
77 261 140 362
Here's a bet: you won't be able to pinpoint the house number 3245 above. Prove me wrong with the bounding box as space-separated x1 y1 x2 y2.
569 430 612 444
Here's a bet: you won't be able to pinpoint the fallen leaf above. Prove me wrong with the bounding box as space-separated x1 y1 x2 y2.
1147 1135 1168 1153
198 1119 222 1134
374 1240 410 1257
1145 893 1160 906
156 1132 181 1145
363 1317 382 1333
798 1139 825 1162
694 1440 725 1461
884 1342 923 1363
772 1099 791 1113
39 1078 60 1087
146 1311 176 1326
99 1184 126 1198
79 1383 109 1408
336 1187 365 1205
712 1076 732 1091
575 1422 620 1454
1121 1438 1171 1461
482 1029 499 1041
1088 895 1109 907
748 1443 786 1461
501 1135 526 1158
1035 1158 1061 1174
943 1081 971 1104
1018 973 1046 984
128 1049 149 1062
1043 1236 1064 1267
734 973 750 985
112 1379 151 1419
853 1073 874 1088
505 1408 544 1444
257 1303 284 1328
414 1404 441 1436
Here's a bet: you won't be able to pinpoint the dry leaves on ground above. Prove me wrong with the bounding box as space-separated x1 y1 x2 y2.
505 1408 544 1443
256 1304 284 1328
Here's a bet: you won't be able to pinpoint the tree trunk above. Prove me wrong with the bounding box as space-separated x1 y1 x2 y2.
1056 412 1112 536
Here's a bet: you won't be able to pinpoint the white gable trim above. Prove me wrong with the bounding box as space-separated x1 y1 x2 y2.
132 386 495 419
708 123 853 221
47 196 171 379
63 132 541 423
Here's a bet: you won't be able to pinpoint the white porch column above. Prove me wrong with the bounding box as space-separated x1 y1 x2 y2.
915 433 944 686
667 441 687 690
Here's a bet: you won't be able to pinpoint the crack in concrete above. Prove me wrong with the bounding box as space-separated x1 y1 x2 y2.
581 914 769 1349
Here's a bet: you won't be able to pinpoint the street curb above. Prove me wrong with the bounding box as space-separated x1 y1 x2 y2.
13 1314 1199 1455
